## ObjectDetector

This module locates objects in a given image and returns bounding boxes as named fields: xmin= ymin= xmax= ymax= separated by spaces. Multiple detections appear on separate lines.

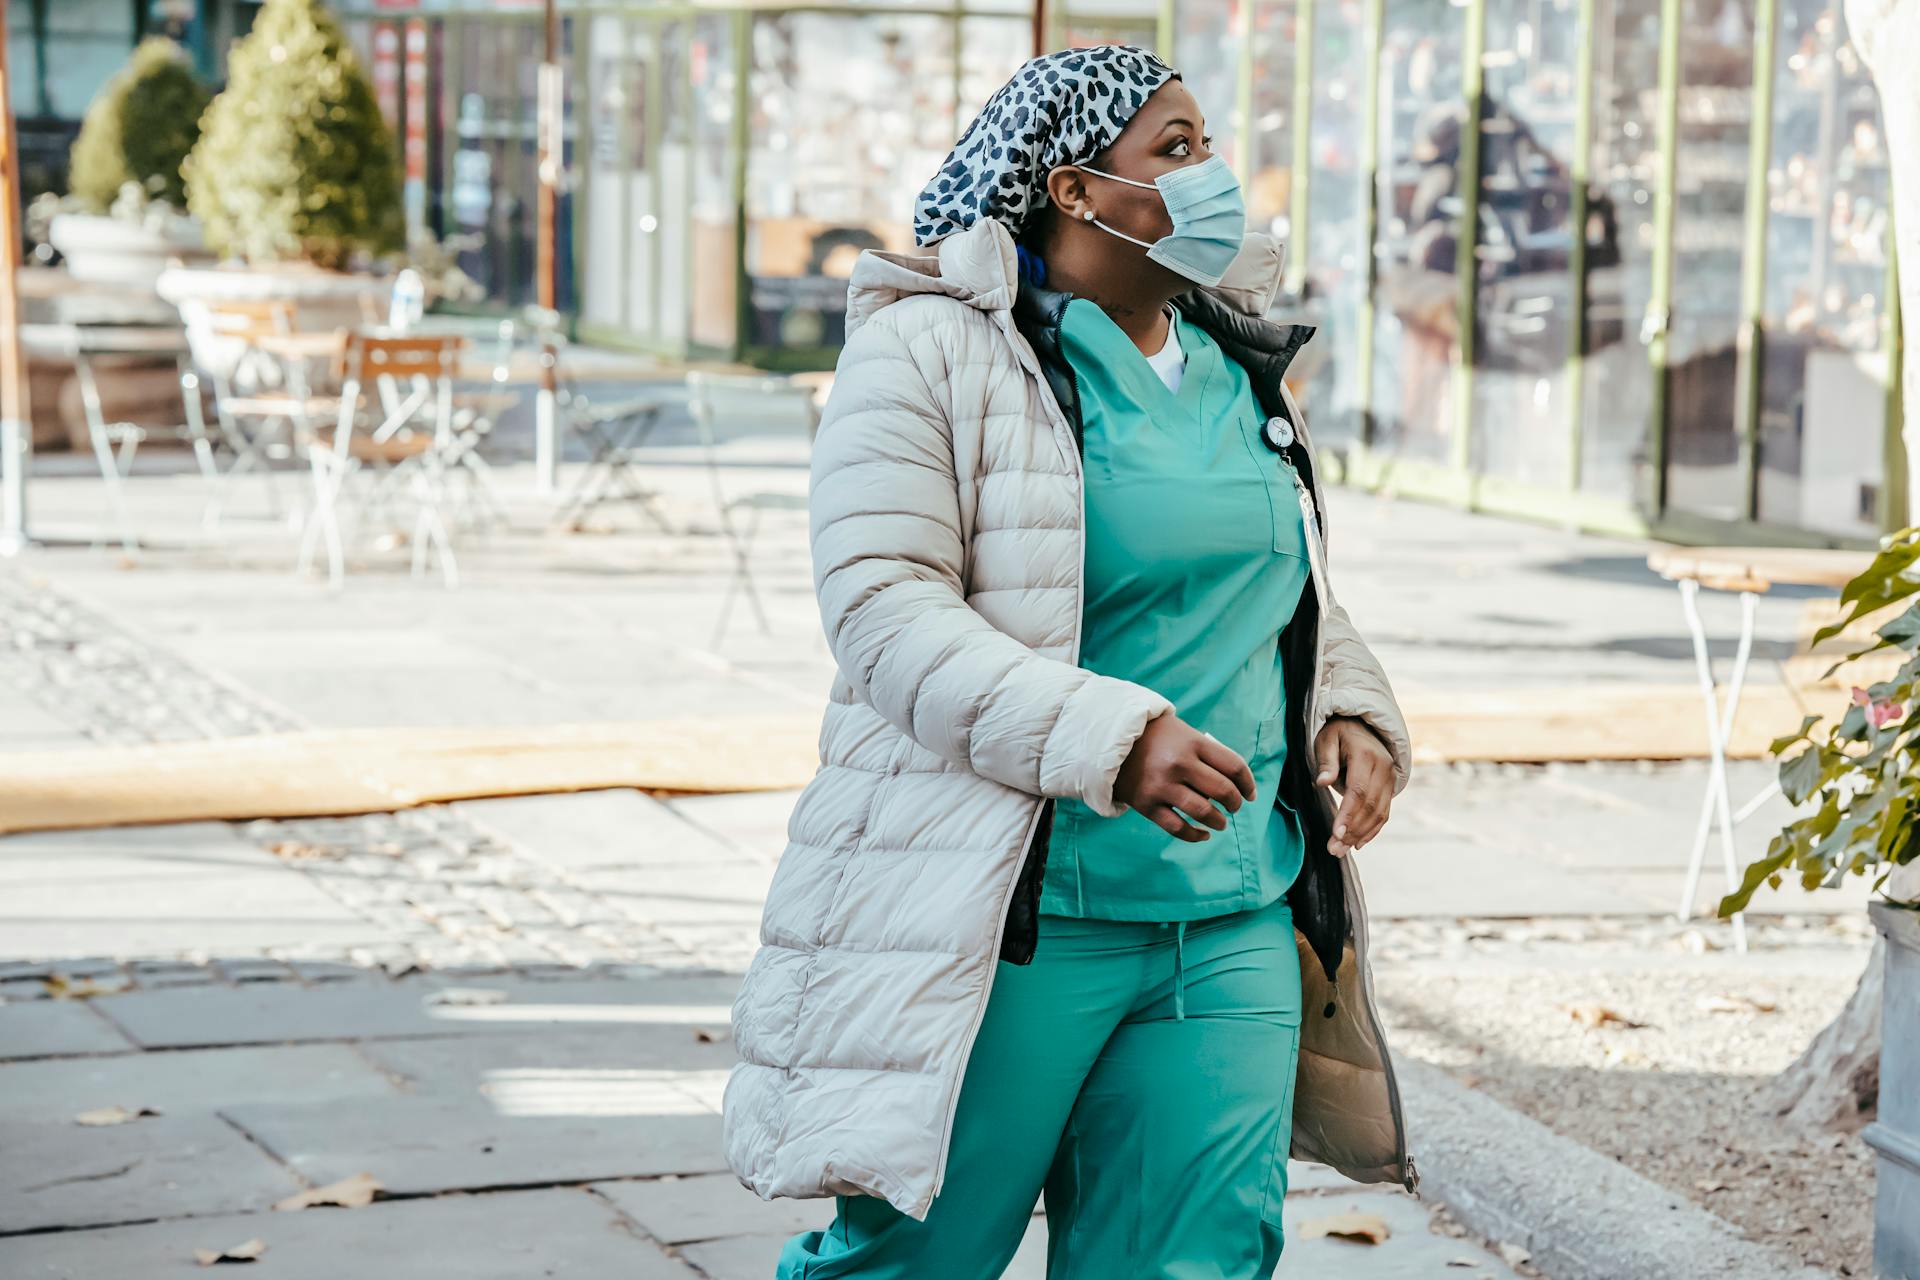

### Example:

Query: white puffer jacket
xmin=724 ymin=217 xmax=1415 ymax=1221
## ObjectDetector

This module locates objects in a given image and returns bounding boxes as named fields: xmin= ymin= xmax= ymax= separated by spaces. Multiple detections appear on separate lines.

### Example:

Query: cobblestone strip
xmin=0 ymin=573 xmax=737 ymax=976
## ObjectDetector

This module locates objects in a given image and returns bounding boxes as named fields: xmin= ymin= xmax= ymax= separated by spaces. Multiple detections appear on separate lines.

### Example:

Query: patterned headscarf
xmin=913 ymin=45 xmax=1178 ymax=247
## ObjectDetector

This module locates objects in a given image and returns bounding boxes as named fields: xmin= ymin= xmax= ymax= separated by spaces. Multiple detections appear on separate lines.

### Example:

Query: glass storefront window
xmin=1755 ymin=0 xmax=1889 ymax=537
xmin=1664 ymin=0 xmax=1756 ymax=520
xmin=1470 ymin=0 xmax=1580 ymax=485
xmin=1368 ymin=0 xmax=1464 ymax=463
xmin=1175 ymin=0 xmax=1240 ymax=175
xmin=689 ymin=14 xmax=738 ymax=351
xmin=1294 ymin=0 xmax=1367 ymax=444
xmin=744 ymin=11 xmax=953 ymax=352
xmin=1245 ymin=1 xmax=1298 ymax=241
xmin=581 ymin=14 xmax=631 ymax=332
xmin=1580 ymin=0 xmax=1662 ymax=501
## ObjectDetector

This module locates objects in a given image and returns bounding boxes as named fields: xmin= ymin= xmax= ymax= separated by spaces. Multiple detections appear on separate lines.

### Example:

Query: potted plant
xmin=1720 ymin=526 xmax=1919 ymax=1279
xmin=46 ymin=37 xmax=212 ymax=286
xmin=160 ymin=0 xmax=404 ymax=350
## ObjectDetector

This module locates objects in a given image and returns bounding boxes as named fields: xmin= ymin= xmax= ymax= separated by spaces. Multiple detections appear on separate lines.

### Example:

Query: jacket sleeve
xmin=809 ymin=316 xmax=1173 ymax=818
xmin=1317 ymin=602 xmax=1413 ymax=796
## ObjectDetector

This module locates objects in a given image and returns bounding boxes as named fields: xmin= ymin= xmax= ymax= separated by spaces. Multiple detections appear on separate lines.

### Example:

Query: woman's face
xmin=1071 ymin=79 xmax=1216 ymax=247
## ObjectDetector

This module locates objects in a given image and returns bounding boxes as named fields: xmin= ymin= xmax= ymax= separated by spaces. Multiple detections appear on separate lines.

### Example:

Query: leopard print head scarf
xmin=913 ymin=45 xmax=1178 ymax=247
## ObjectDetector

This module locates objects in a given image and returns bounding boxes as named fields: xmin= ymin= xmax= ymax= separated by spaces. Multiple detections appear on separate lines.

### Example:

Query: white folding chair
xmin=684 ymin=370 xmax=822 ymax=645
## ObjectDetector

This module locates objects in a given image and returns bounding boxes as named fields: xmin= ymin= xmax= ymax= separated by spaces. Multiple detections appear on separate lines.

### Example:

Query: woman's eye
xmin=1201 ymin=135 xmax=1214 ymax=149
xmin=1170 ymin=139 xmax=1191 ymax=156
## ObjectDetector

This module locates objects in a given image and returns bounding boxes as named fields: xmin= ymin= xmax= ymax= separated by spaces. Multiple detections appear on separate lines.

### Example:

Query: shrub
xmin=183 ymin=0 xmax=403 ymax=269
xmin=68 ymin=38 xmax=211 ymax=213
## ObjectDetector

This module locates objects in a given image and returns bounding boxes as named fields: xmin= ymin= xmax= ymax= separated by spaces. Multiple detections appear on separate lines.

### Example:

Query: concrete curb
xmin=1400 ymin=1058 xmax=1837 ymax=1280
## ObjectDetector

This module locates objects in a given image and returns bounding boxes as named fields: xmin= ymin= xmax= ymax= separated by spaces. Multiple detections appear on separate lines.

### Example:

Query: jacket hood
xmin=845 ymin=218 xmax=1288 ymax=339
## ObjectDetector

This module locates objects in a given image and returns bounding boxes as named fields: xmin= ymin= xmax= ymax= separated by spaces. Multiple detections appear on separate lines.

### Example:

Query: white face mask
xmin=1076 ymin=154 xmax=1248 ymax=287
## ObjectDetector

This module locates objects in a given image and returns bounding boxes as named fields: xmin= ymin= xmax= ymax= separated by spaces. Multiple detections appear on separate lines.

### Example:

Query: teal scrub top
xmin=1040 ymin=299 xmax=1311 ymax=922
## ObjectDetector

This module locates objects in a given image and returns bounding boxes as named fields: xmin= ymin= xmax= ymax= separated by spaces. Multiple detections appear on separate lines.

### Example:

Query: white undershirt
xmin=1143 ymin=306 xmax=1186 ymax=394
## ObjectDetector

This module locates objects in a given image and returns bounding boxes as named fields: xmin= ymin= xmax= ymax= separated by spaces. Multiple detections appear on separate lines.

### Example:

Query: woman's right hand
xmin=1112 ymin=712 xmax=1257 ymax=841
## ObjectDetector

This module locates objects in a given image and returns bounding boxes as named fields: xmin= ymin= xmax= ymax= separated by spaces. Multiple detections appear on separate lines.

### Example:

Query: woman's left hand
xmin=1312 ymin=716 xmax=1394 ymax=858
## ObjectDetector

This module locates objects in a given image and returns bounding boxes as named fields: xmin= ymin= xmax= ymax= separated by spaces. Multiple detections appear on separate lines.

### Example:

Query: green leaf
xmin=1719 ymin=844 xmax=1795 ymax=916
xmin=1778 ymin=745 xmax=1826 ymax=806
xmin=1770 ymin=714 xmax=1824 ymax=756
xmin=1880 ymin=602 xmax=1920 ymax=651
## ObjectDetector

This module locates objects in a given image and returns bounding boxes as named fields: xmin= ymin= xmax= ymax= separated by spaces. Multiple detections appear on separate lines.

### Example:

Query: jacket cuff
xmin=1320 ymin=697 xmax=1413 ymax=796
xmin=1039 ymin=675 xmax=1174 ymax=818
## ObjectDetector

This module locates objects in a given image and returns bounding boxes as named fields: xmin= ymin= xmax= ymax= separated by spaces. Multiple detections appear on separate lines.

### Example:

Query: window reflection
xmin=1664 ymin=0 xmax=1756 ymax=520
xmin=1295 ymin=0 xmax=1368 ymax=445
xmin=1471 ymin=0 xmax=1580 ymax=484
xmin=1369 ymin=0 xmax=1464 ymax=462
xmin=1580 ymin=0 xmax=1661 ymax=500
xmin=1755 ymin=0 xmax=1888 ymax=537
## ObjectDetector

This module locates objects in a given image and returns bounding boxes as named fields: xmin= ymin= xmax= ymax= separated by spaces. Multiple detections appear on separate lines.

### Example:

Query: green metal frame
xmin=1449 ymin=0 xmax=1487 ymax=474
xmin=1564 ymin=0 xmax=1596 ymax=491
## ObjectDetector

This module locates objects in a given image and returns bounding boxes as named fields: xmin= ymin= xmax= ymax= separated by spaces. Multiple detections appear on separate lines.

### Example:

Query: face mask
xmin=1077 ymin=153 xmax=1247 ymax=287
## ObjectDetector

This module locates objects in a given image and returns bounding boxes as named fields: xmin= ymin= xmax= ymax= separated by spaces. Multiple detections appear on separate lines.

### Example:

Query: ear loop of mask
xmin=1074 ymin=165 xmax=1161 ymax=250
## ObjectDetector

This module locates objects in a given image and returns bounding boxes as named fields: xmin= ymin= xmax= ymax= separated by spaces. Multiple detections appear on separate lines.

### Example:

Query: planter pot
xmin=1866 ymin=900 xmax=1920 ymax=1280
xmin=48 ymin=212 xmax=210 ymax=288
xmin=156 ymin=263 xmax=394 ymax=384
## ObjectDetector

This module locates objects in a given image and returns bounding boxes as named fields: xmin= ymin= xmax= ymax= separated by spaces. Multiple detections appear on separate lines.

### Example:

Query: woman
xmin=725 ymin=46 xmax=1415 ymax=1279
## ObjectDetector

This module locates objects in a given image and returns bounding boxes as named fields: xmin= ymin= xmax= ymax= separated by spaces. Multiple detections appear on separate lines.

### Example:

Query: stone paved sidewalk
xmin=1 ymin=572 xmax=1527 ymax=1278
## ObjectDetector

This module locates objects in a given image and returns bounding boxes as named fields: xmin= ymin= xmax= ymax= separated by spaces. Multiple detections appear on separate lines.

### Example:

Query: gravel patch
xmin=1376 ymin=935 xmax=1877 ymax=1277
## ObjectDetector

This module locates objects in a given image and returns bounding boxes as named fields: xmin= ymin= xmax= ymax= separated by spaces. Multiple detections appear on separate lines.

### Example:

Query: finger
xmin=1345 ymin=765 xmax=1392 ymax=846
xmin=1168 ymin=786 xmax=1229 ymax=832
xmin=1146 ymin=803 xmax=1211 ymax=842
xmin=1183 ymin=761 xmax=1245 ymax=814
xmin=1196 ymin=736 xmax=1257 ymax=801
xmin=1315 ymin=727 xmax=1344 ymax=787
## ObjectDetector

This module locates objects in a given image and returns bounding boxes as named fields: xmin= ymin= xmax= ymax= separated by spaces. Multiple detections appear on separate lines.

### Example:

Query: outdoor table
xmin=1646 ymin=545 xmax=1875 ymax=952
xmin=18 ymin=322 xmax=214 ymax=554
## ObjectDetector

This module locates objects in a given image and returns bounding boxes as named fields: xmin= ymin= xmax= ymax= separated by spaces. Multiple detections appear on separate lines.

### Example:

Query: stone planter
xmin=156 ymin=263 xmax=394 ymax=385
xmin=1866 ymin=900 xmax=1920 ymax=1280
xmin=48 ymin=212 xmax=210 ymax=287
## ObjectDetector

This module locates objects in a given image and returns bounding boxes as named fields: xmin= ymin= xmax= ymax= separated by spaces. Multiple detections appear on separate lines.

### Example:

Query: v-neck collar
xmin=1060 ymin=299 xmax=1217 ymax=419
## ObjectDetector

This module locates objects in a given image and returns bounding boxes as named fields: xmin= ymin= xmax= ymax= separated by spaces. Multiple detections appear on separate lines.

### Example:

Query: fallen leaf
xmin=1497 ymin=1241 xmax=1532 ymax=1266
xmin=1697 ymin=993 xmax=1777 ymax=1015
xmin=693 ymin=1026 xmax=732 ymax=1044
xmin=1297 ymin=1211 xmax=1391 ymax=1245
xmin=274 ymin=1172 xmax=383 ymax=1211
xmin=424 ymin=988 xmax=508 ymax=1007
xmin=45 ymin=975 xmax=111 ymax=1000
xmin=75 ymin=1105 xmax=160 ymax=1127
xmin=1560 ymin=1002 xmax=1647 ymax=1030
xmin=194 ymin=1239 xmax=266 ymax=1265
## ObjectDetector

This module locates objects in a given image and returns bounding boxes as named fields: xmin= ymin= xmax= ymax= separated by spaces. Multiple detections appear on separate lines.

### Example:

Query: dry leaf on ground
xmin=194 ymin=1238 xmax=266 ymax=1265
xmin=1297 ymin=1211 xmax=1391 ymax=1244
xmin=274 ymin=1172 xmax=383 ymax=1211
xmin=1560 ymin=1002 xmax=1647 ymax=1029
xmin=694 ymin=1026 xmax=732 ymax=1044
xmin=424 ymin=987 xmax=508 ymax=1007
xmin=75 ymin=1105 xmax=160 ymax=1126
xmin=45 ymin=975 xmax=112 ymax=999
xmin=1697 ymin=993 xmax=1778 ymax=1015
xmin=1498 ymin=1241 xmax=1532 ymax=1266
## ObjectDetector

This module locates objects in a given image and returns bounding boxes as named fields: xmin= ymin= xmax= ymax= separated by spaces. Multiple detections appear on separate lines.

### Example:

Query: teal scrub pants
xmin=776 ymin=896 xmax=1305 ymax=1280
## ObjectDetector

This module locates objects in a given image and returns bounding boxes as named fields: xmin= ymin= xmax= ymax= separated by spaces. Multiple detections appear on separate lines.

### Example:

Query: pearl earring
xmin=1082 ymin=210 xmax=1095 ymax=221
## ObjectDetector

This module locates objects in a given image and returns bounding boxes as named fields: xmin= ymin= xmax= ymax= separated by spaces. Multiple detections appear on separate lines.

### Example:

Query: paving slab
xmin=0 ymin=1000 xmax=136 ymax=1060
xmin=356 ymin=1025 xmax=738 ymax=1096
xmin=454 ymin=789 xmax=755 ymax=871
xmin=1278 ymin=1187 xmax=1524 ymax=1277
xmin=665 ymin=790 xmax=804 ymax=861
xmin=594 ymin=1173 xmax=832 ymax=1245
xmin=0 ymin=1044 xmax=397 ymax=1123
xmin=223 ymin=1094 xmax=727 ymax=1195
xmin=0 ymin=1187 xmax=702 ymax=1279
xmin=677 ymin=1214 xmax=1051 ymax=1280
xmin=0 ymin=1112 xmax=300 ymax=1233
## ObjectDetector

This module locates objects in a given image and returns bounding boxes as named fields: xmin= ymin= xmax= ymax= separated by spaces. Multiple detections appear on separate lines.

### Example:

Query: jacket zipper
xmin=1284 ymin=440 xmax=1416 ymax=1193
xmin=926 ymin=299 xmax=1085 ymax=1209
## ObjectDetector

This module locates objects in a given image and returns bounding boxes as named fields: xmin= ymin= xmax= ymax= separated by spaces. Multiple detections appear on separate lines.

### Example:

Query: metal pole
xmin=1646 ymin=0 xmax=1684 ymax=518
xmin=0 ymin=5 xmax=33 ymax=557
xmin=533 ymin=0 xmax=562 ymax=495
xmin=1451 ymin=0 xmax=1488 ymax=476
xmin=1564 ymin=0 xmax=1597 ymax=492
xmin=1032 ymin=0 xmax=1047 ymax=57
xmin=1285 ymin=0 xmax=1315 ymax=298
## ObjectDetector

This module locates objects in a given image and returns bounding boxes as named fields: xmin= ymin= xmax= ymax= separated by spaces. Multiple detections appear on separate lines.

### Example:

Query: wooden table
xmin=1646 ymin=544 xmax=1875 ymax=950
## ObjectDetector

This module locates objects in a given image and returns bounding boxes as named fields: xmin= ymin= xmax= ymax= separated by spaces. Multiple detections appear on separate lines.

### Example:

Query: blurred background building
xmin=7 ymin=0 xmax=1903 ymax=548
